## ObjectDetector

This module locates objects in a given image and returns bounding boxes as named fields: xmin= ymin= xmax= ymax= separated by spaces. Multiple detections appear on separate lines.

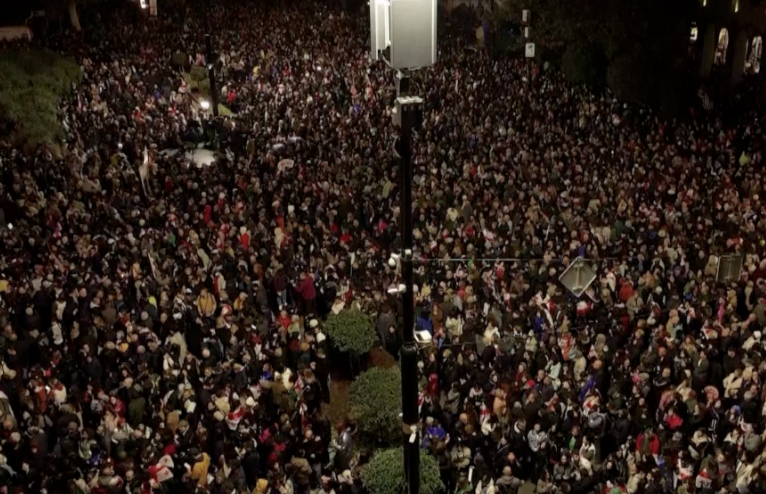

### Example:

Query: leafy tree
xmin=603 ymin=0 xmax=696 ymax=109
xmin=39 ymin=0 xmax=86 ymax=31
xmin=323 ymin=308 xmax=378 ymax=356
xmin=40 ymin=0 xmax=128 ymax=32
xmin=61 ymin=0 xmax=110 ymax=31
xmin=349 ymin=367 xmax=402 ymax=446
xmin=562 ymin=42 xmax=607 ymax=89
xmin=361 ymin=448 xmax=443 ymax=494
xmin=496 ymin=0 xmax=696 ymax=111
xmin=496 ymin=0 xmax=606 ymax=54
xmin=0 ymin=49 xmax=82 ymax=146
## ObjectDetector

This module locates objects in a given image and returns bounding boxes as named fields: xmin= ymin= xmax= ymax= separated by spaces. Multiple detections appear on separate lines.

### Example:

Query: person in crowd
xmin=2 ymin=0 xmax=766 ymax=493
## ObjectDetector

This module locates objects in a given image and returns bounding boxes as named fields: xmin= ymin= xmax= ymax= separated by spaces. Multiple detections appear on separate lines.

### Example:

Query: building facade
xmin=698 ymin=0 xmax=765 ymax=81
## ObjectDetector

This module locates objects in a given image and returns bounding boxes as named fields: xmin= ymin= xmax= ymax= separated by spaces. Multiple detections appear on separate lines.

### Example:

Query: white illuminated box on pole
xmin=370 ymin=0 xmax=437 ymax=69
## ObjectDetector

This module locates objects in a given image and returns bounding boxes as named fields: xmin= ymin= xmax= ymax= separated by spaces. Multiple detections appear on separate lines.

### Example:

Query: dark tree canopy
xmin=0 ymin=49 xmax=81 ymax=147
xmin=501 ymin=0 xmax=698 ymax=110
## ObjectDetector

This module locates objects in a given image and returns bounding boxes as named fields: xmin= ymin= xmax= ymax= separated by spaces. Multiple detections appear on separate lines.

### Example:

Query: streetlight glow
xmin=200 ymin=99 xmax=211 ymax=111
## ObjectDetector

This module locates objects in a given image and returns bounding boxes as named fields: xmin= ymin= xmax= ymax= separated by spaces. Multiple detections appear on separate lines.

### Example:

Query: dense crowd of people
xmin=2 ymin=1 xmax=766 ymax=493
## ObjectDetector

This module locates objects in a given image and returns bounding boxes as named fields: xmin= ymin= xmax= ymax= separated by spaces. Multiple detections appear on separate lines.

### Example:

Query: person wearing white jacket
xmin=527 ymin=423 xmax=548 ymax=453
xmin=735 ymin=456 xmax=760 ymax=491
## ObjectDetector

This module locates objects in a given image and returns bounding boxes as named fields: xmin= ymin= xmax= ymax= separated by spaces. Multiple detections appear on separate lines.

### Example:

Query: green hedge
xmin=361 ymin=448 xmax=444 ymax=494
xmin=323 ymin=308 xmax=377 ymax=355
xmin=0 ymin=49 xmax=82 ymax=145
xmin=182 ymin=71 xmax=211 ymax=95
xmin=350 ymin=367 xmax=402 ymax=446
xmin=189 ymin=65 xmax=208 ymax=82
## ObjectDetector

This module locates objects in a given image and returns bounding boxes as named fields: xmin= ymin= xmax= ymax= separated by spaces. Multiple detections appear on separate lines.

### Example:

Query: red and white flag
xmin=149 ymin=460 xmax=173 ymax=483
xmin=294 ymin=375 xmax=305 ymax=392
xmin=226 ymin=406 xmax=245 ymax=430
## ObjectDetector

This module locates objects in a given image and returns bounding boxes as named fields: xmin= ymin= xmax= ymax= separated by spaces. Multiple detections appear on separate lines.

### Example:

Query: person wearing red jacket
xmin=636 ymin=428 xmax=661 ymax=460
xmin=295 ymin=272 xmax=317 ymax=316
xmin=664 ymin=408 xmax=684 ymax=430
xmin=273 ymin=269 xmax=289 ymax=310
xmin=238 ymin=226 xmax=251 ymax=250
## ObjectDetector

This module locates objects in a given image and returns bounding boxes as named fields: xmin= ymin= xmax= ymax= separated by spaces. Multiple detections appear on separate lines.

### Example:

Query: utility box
xmin=392 ymin=96 xmax=424 ymax=131
xmin=415 ymin=330 xmax=433 ymax=349
xmin=370 ymin=0 xmax=437 ymax=69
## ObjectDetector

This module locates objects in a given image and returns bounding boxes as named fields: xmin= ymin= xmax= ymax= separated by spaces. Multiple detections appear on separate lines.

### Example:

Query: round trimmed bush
xmin=323 ymin=308 xmax=377 ymax=355
xmin=361 ymin=448 xmax=444 ymax=494
xmin=349 ymin=367 xmax=402 ymax=446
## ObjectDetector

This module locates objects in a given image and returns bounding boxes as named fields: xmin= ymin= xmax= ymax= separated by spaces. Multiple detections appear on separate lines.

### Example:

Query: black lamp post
xmin=370 ymin=2 xmax=437 ymax=492
xmin=394 ymin=90 xmax=422 ymax=494
xmin=202 ymin=0 xmax=219 ymax=117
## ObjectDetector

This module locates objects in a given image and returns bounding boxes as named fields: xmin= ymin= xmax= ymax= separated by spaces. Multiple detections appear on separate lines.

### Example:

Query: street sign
xmin=559 ymin=257 xmax=597 ymax=298
xmin=716 ymin=254 xmax=743 ymax=284
xmin=525 ymin=42 xmax=535 ymax=58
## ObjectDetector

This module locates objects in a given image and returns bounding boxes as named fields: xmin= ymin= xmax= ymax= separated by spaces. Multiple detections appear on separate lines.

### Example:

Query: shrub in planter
xmin=171 ymin=52 xmax=188 ymax=67
xmin=323 ymin=308 xmax=377 ymax=356
xmin=189 ymin=65 xmax=209 ymax=82
xmin=349 ymin=367 xmax=401 ymax=446
xmin=361 ymin=448 xmax=443 ymax=494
